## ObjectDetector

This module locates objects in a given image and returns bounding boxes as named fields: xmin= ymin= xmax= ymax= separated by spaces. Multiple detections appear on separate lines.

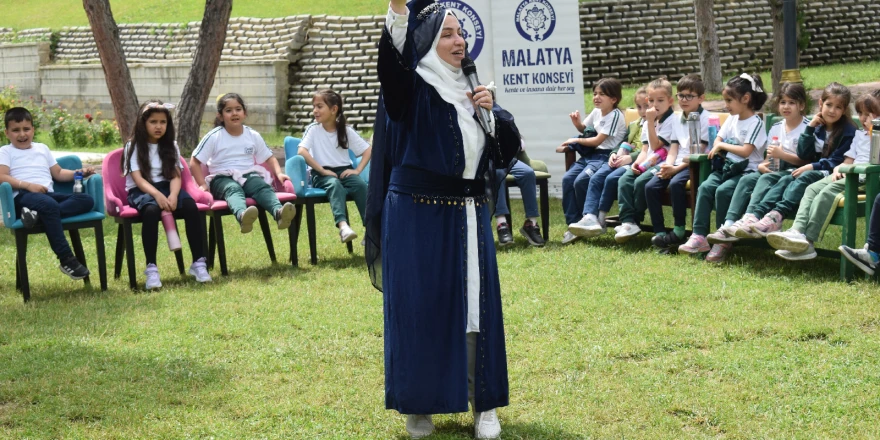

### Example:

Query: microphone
xmin=461 ymin=56 xmax=495 ymax=138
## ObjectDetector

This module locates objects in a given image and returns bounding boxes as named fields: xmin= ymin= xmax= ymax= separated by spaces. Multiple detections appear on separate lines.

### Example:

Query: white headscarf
xmin=415 ymin=11 xmax=484 ymax=179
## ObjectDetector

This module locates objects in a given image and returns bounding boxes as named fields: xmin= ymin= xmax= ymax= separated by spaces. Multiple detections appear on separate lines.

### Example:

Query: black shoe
xmin=59 ymin=256 xmax=90 ymax=280
xmin=651 ymin=232 xmax=685 ymax=252
xmin=497 ymin=223 xmax=514 ymax=246
xmin=519 ymin=220 xmax=545 ymax=247
xmin=20 ymin=207 xmax=38 ymax=228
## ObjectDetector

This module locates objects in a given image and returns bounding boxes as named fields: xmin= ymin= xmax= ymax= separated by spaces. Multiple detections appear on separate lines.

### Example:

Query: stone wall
xmin=0 ymin=43 xmax=49 ymax=99
xmin=54 ymin=16 xmax=310 ymax=63
xmin=40 ymin=60 xmax=288 ymax=133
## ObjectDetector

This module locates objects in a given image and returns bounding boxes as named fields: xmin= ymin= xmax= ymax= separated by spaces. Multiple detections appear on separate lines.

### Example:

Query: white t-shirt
xmin=717 ymin=114 xmax=767 ymax=172
xmin=0 ymin=142 xmax=56 ymax=196
xmin=581 ymin=108 xmax=627 ymax=151
xmin=300 ymin=123 xmax=371 ymax=168
xmin=123 ymin=141 xmax=183 ymax=191
xmin=672 ymin=108 xmax=712 ymax=166
xmin=845 ymin=129 xmax=870 ymax=164
xmin=766 ymin=117 xmax=810 ymax=157
xmin=640 ymin=107 xmax=677 ymax=154
xmin=192 ymin=126 xmax=274 ymax=174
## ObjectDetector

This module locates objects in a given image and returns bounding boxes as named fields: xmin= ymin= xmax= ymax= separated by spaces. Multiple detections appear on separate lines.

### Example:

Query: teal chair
xmin=0 ymin=155 xmax=107 ymax=302
xmin=284 ymin=136 xmax=367 ymax=265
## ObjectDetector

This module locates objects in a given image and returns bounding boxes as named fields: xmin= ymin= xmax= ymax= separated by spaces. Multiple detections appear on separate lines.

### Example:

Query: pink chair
xmin=199 ymin=162 xmax=299 ymax=275
xmin=103 ymin=148 xmax=213 ymax=290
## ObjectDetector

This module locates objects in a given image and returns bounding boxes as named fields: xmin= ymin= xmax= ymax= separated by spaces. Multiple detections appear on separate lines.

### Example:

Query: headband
xmin=143 ymin=102 xmax=175 ymax=114
xmin=739 ymin=73 xmax=763 ymax=93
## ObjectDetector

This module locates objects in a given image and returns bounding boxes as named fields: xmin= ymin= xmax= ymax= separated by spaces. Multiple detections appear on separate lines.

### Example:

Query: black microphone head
xmin=461 ymin=56 xmax=477 ymax=76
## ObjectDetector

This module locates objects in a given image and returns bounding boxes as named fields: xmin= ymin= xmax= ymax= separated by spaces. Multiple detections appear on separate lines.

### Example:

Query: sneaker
xmin=614 ymin=223 xmax=641 ymax=243
xmin=733 ymin=214 xmax=762 ymax=239
xmin=568 ymin=215 xmax=598 ymax=237
xmin=839 ymin=244 xmax=878 ymax=275
xmin=519 ymin=220 xmax=545 ymax=247
xmin=405 ymin=415 xmax=435 ymax=439
xmin=274 ymin=202 xmax=296 ymax=230
xmin=678 ymin=234 xmax=710 ymax=254
xmin=651 ymin=232 xmax=685 ymax=252
xmin=561 ymin=230 xmax=581 ymax=245
xmin=20 ymin=207 xmax=38 ymax=228
xmin=144 ymin=263 xmax=162 ymax=290
xmin=188 ymin=257 xmax=212 ymax=283
xmin=776 ymin=244 xmax=817 ymax=261
xmin=706 ymin=243 xmax=732 ymax=262
xmin=750 ymin=211 xmax=783 ymax=237
xmin=339 ymin=224 xmax=358 ymax=243
xmin=474 ymin=408 xmax=501 ymax=439
xmin=496 ymin=223 xmax=513 ymax=246
xmin=767 ymin=229 xmax=810 ymax=253
xmin=707 ymin=228 xmax=739 ymax=244
xmin=59 ymin=255 xmax=90 ymax=280
xmin=237 ymin=206 xmax=259 ymax=234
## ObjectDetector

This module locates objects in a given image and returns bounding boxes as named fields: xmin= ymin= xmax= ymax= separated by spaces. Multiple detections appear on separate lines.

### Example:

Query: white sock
xmin=723 ymin=219 xmax=734 ymax=228
xmin=527 ymin=217 xmax=539 ymax=224
xmin=496 ymin=216 xmax=507 ymax=226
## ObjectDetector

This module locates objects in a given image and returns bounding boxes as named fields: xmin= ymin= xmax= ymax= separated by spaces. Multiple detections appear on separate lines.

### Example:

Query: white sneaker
xmin=188 ymin=257 xmax=212 ymax=283
xmin=339 ymin=225 xmax=358 ymax=243
xmin=274 ymin=202 xmax=296 ymax=230
xmin=767 ymin=229 xmax=810 ymax=253
xmin=775 ymin=244 xmax=817 ymax=261
xmin=568 ymin=215 xmax=597 ymax=237
xmin=474 ymin=408 xmax=501 ymax=439
xmin=237 ymin=206 xmax=259 ymax=234
xmin=405 ymin=414 xmax=434 ymax=439
xmin=614 ymin=223 xmax=641 ymax=243
xmin=145 ymin=264 xmax=162 ymax=290
xmin=561 ymin=230 xmax=581 ymax=245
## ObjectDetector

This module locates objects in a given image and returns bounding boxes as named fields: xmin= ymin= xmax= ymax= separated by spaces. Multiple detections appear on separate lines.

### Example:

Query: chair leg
xmin=306 ymin=203 xmax=318 ymax=265
xmin=15 ymin=230 xmax=29 ymax=302
xmin=174 ymin=250 xmax=185 ymax=275
xmin=290 ymin=203 xmax=303 ymax=267
xmin=207 ymin=214 xmax=216 ymax=270
xmin=539 ymin=180 xmax=550 ymax=241
xmin=95 ymin=222 xmax=107 ymax=292
xmin=114 ymin=223 xmax=125 ymax=279
xmin=258 ymin=209 xmax=277 ymax=263
xmin=504 ymin=184 xmax=512 ymax=227
xmin=200 ymin=212 xmax=209 ymax=268
xmin=214 ymin=215 xmax=229 ymax=276
xmin=69 ymin=229 xmax=90 ymax=287
xmin=123 ymin=221 xmax=138 ymax=290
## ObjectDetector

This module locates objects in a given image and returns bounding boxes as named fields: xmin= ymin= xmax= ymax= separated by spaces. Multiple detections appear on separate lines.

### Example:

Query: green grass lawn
xmin=2 ymin=198 xmax=880 ymax=438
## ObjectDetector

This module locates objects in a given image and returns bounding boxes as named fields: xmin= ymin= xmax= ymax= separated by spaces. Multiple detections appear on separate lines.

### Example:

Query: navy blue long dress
xmin=364 ymin=6 xmax=521 ymax=415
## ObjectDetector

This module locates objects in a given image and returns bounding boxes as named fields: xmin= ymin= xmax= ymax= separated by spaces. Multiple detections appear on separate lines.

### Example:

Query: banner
xmin=490 ymin=0 xmax=585 ymax=194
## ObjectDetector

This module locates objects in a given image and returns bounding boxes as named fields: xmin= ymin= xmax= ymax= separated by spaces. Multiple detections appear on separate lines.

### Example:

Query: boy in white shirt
xmin=0 ymin=107 xmax=95 ymax=279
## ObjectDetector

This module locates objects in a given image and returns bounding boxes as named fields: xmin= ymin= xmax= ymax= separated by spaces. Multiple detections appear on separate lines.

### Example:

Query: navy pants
xmin=562 ymin=150 xmax=611 ymax=224
xmin=868 ymin=193 xmax=880 ymax=254
xmin=645 ymin=169 xmax=690 ymax=233
xmin=14 ymin=191 xmax=94 ymax=261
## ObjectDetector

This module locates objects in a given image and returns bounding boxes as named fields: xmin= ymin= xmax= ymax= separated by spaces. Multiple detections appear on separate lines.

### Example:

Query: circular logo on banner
xmin=440 ymin=1 xmax=485 ymax=60
xmin=515 ymin=0 xmax=557 ymax=42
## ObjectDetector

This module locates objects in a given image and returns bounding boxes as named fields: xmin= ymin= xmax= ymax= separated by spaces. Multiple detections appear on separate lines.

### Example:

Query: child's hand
xmin=319 ymin=168 xmax=338 ymax=178
xmin=757 ymin=161 xmax=770 ymax=174
xmin=81 ymin=166 xmax=96 ymax=177
xmin=26 ymin=182 xmax=48 ymax=193
xmin=556 ymin=143 xmax=572 ymax=153
xmin=198 ymin=183 xmax=209 ymax=192
xmin=645 ymin=106 xmax=658 ymax=122
xmin=766 ymin=143 xmax=781 ymax=158
xmin=707 ymin=145 xmax=724 ymax=159
xmin=277 ymin=173 xmax=290 ymax=182
xmin=569 ymin=110 xmax=581 ymax=127
xmin=616 ymin=155 xmax=633 ymax=167
xmin=339 ymin=169 xmax=359 ymax=179
xmin=166 ymin=195 xmax=178 ymax=211
xmin=791 ymin=164 xmax=813 ymax=178
xmin=657 ymin=163 xmax=674 ymax=179
xmin=155 ymin=194 xmax=172 ymax=211
xmin=832 ymin=171 xmax=845 ymax=181
xmin=809 ymin=114 xmax=825 ymax=127
xmin=608 ymin=154 xmax=619 ymax=167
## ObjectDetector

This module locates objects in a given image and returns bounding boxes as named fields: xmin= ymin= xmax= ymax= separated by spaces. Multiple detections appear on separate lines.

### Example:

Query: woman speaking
xmin=365 ymin=0 xmax=522 ymax=438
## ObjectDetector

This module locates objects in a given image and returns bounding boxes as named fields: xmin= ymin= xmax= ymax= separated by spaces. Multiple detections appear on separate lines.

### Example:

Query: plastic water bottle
xmin=161 ymin=210 xmax=182 ymax=252
xmin=767 ymin=136 xmax=781 ymax=172
xmin=707 ymin=115 xmax=721 ymax=147
xmin=870 ymin=118 xmax=880 ymax=165
xmin=72 ymin=171 xmax=83 ymax=193
xmin=635 ymin=148 xmax=668 ymax=173
xmin=618 ymin=142 xmax=633 ymax=154
xmin=687 ymin=112 xmax=702 ymax=154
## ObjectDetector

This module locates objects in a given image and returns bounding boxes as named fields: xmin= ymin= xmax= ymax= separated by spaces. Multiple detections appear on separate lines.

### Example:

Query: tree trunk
xmin=770 ymin=0 xmax=784 ymax=91
xmin=175 ymin=0 xmax=233 ymax=156
xmin=693 ymin=0 xmax=723 ymax=93
xmin=82 ymin=0 xmax=138 ymax=140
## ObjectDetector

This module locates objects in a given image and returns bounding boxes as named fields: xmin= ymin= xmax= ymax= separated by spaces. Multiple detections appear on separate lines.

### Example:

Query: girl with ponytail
xmin=298 ymin=89 xmax=372 ymax=243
